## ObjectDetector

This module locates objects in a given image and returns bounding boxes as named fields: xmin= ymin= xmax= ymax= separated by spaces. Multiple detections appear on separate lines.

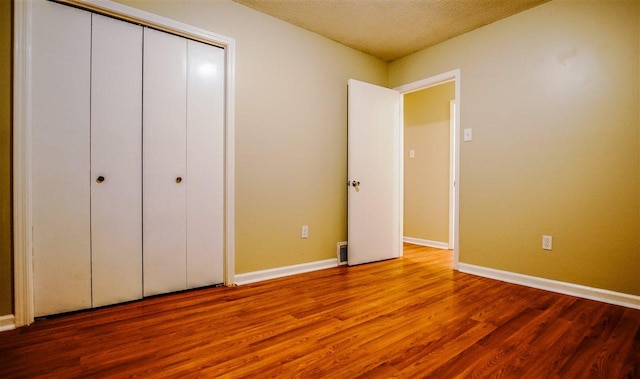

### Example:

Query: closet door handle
xmin=96 ymin=176 xmax=105 ymax=183
xmin=175 ymin=177 xmax=182 ymax=183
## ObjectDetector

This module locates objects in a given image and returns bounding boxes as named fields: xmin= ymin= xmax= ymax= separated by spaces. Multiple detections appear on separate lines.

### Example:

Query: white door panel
xmin=90 ymin=14 xmax=143 ymax=307
xmin=143 ymin=28 xmax=188 ymax=296
xmin=186 ymin=40 xmax=225 ymax=288
xmin=30 ymin=5 xmax=226 ymax=308
xmin=31 ymin=0 xmax=92 ymax=316
xmin=347 ymin=79 xmax=402 ymax=265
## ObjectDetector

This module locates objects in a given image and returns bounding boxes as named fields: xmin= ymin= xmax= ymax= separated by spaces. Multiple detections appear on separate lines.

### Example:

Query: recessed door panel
xmin=31 ymin=1 xmax=92 ymax=316
xmin=91 ymin=14 xmax=143 ymax=307
xmin=186 ymin=40 xmax=225 ymax=288
xmin=143 ymin=28 xmax=188 ymax=296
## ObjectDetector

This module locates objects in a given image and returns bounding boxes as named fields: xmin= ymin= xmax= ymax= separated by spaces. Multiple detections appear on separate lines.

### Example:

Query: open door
xmin=347 ymin=79 xmax=402 ymax=265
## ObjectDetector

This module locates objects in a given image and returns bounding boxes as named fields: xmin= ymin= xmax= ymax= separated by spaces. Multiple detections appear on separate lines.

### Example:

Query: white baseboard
xmin=404 ymin=236 xmax=450 ymax=250
xmin=0 ymin=315 xmax=16 ymax=332
xmin=235 ymin=258 xmax=338 ymax=285
xmin=458 ymin=263 xmax=640 ymax=310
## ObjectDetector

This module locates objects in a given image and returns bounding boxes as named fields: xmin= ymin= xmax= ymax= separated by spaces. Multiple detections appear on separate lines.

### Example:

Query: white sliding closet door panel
xmin=91 ymin=15 xmax=143 ymax=307
xmin=186 ymin=41 xmax=225 ymax=288
xmin=31 ymin=1 xmax=91 ymax=317
xmin=143 ymin=28 xmax=188 ymax=296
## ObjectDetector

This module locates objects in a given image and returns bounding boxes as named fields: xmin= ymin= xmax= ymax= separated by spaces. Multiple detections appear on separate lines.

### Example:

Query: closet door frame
xmin=13 ymin=0 xmax=236 ymax=327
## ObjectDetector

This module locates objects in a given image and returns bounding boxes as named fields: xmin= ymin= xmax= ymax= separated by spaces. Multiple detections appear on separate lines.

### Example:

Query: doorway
xmin=395 ymin=70 xmax=460 ymax=268
xmin=403 ymin=82 xmax=455 ymax=250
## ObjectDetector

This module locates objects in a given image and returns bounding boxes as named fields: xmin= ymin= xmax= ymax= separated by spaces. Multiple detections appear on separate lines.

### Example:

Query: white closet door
xmin=91 ymin=15 xmax=143 ymax=307
xmin=186 ymin=41 xmax=225 ymax=288
xmin=143 ymin=28 xmax=188 ymax=296
xmin=31 ymin=1 xmax=91 ymax=316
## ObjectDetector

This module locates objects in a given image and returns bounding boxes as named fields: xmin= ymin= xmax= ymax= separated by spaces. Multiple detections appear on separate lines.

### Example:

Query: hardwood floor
xmin=1 ymin=243 xmax=639 ymax=378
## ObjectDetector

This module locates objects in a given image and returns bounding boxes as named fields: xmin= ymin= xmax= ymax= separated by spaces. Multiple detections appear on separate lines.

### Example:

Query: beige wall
xmin=404 ymin=82 xmax=455 ymax=243
xmin=0 ymin=0 xmax=12 ymax=315
xmin=391 ymin=0 xmax=640 ymax=295
xmin=114 ymin=0 xmax=388 ymax=273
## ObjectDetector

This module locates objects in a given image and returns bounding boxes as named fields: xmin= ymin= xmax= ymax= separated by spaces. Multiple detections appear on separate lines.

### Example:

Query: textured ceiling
xmin=234 ymin=0 xmax=549 ymax=62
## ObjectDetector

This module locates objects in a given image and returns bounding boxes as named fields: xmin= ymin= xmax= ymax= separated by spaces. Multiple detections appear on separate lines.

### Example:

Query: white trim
xmin=453 ymin=75 xmax=460 ymax=269
xmin=235 ymin=259 xmax=338 ymax=286
xmin=403 ymin=237 xmax=450 ymax=250
xmin=395 ymin=73 xmax=456 ymax=94
xmin=449 ymin=100 xmax=456 ymax=250
xmin=13 ymin=0 xmax=34 ymax=328
xmin=13 ymin=0 xmax=236 ymax=326
xmin=395 ymin=69 xmax=461 ymax=270
xmin=222 ymin=20 xmax=236 ymax=287
xmin=398 ymin=91 xmax=404 ymax=258
xmin=459 ymin=263 xmax=640 ymax=310
xmin=0 ymin=315 xmax=16 ymax=332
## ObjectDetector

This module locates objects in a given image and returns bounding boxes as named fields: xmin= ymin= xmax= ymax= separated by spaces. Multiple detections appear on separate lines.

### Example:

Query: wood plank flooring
xmin=1 ymin=243 xmax=639 ymax=378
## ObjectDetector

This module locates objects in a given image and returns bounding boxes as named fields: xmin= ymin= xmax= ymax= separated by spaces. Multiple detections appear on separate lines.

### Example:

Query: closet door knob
xmin=96 ymin=176 xmax=105 ymax=183
xmin=176 ymin=177 xmax=182 ymax=183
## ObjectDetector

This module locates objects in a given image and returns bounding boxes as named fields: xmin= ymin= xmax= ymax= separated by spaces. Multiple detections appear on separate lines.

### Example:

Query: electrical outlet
xmin=463 ymin=128 xmax=473 ymax=142
xmin=542 ymin=235 xmax=552 ymax=250
xmin=301 ymin=225 xmax=308 ymax=239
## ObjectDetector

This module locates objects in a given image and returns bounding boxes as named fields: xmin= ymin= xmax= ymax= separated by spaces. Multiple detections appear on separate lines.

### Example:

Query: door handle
xmin=351 ymin=180 xmax=360 ymax=192
xmin=176 ymin=177 xmax=182 ymax=184
xmin=96 ymin=176 xmax=105 ymax=183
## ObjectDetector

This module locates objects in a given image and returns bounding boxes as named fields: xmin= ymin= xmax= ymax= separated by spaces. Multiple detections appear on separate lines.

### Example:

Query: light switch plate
xmin=463 ymin=128 xmax=472 ymax=142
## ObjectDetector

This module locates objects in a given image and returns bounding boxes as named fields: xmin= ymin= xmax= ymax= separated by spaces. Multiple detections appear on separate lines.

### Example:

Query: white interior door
xmin=186 ymin=40 xmax=225 ymax=288
xmin=347 ymin=79 xmax=402 ymax=265
xmin=31 ymin=0 xmax=92 ymax=317
xmin=90 ymin=14 xmax=143 ymax=307
xmin=143 ymin=28 xmax=188 ymax=296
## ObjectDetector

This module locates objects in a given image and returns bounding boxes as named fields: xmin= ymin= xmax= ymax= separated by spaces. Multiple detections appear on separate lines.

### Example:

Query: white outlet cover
xmin=463 ymin=128 xmax=472 ymax=142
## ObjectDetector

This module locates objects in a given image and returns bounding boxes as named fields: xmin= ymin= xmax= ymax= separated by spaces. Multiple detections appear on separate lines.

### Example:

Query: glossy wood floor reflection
xmin=1 ymin=244 xmax=639 ymax=378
